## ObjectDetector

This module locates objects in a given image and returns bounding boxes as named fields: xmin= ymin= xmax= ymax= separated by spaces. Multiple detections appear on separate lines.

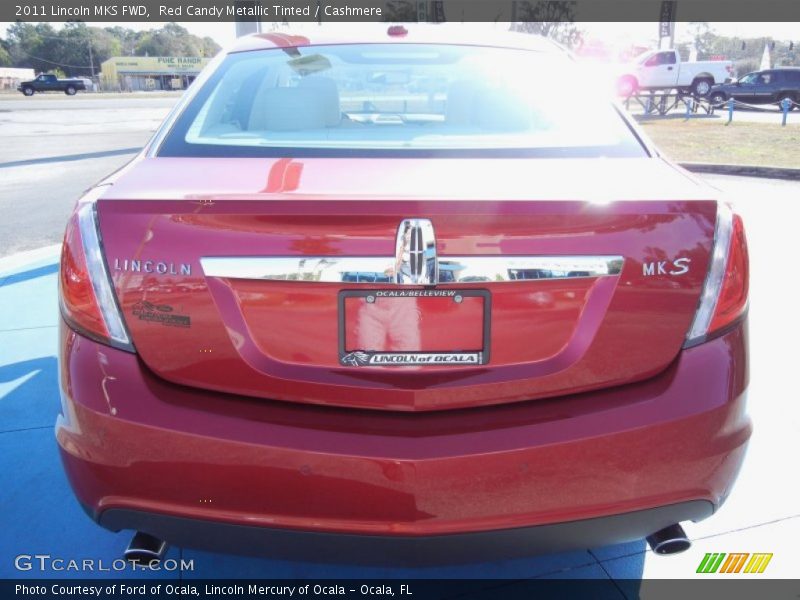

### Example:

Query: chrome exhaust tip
xmin=124 ymin=531 xmax=168 ymax=566
xmin=646 ymin=523 xmax=691 ymax=555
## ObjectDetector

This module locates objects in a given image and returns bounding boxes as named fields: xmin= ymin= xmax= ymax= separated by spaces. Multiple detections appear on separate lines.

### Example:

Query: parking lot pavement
xmin=0 ymin=250 xmax=184 ymax=581
xmin=0 ymin=94 xmax=178 ymax=164
xmin=639 ymin=173 xmax=800 ymax=579
xmin=0 ymin=94 xmax=178 ymax=256
xmin=1 ymin=173 xmax=798 ymax=586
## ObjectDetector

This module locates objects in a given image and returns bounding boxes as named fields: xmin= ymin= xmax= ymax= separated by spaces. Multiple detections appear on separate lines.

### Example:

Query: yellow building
xmin=101 ymin=56 xmax=212 ymax=91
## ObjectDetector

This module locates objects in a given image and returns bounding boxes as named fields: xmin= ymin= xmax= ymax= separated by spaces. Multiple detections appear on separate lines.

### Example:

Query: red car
xmin=57 ymin=27 xmax=750 ymax=564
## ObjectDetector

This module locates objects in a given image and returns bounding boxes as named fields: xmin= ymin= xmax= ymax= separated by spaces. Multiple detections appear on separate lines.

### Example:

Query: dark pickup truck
xmin=18 ymin=73 xmax=87 ymax=96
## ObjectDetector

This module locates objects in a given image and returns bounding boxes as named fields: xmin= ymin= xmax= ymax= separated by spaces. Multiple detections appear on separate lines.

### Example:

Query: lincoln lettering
xmin=114 ymin=259 xmax=191 ymax=276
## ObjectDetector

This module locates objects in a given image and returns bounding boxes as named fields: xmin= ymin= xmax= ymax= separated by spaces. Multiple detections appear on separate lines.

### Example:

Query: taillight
xmin=59 ymin=191 xmax=133 ymax=351
xmin=685 ymin=203 xmax=749 ymax=347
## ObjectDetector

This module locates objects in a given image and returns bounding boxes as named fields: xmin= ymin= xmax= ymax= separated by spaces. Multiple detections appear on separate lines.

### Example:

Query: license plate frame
xmin=338 ymin=289 xmax=491 ymax=367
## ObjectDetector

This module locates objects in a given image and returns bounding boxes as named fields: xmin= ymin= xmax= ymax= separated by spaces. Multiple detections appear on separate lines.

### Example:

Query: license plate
xmin=338 ymin=289 xmax=490 ymax=367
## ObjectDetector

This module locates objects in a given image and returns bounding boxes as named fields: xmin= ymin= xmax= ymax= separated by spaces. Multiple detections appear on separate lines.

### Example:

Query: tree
xmin=135 ymin=23 xmax=220 ymax=58
xmin=512 ymin=1 xmax=581 ymax=48
xmin=55 ymin=22 xmax=121 ymax=76
xmin=0 ymin=39 xmax=11 ymax=67
xmin=702 ymin=34 xmax=798 ymax=75
xmin=383 ymin=1 xmax=416 ymax=20
xmin=686 ymin=22 xmax=715 ymax=57
xmin=104 ymin=26 xmax=139 ymax=56
xmin=5 ymin=22 xmax=62 ymax=73
xmin=2 ymin=22 xmax=221 ymax=74
xmin=200 ymin=37 xmax=220 ymax=57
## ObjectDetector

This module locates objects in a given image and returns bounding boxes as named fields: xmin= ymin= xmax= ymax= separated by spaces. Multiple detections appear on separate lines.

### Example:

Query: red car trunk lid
xmin=97 ymin=157 xmax=717 ymax=411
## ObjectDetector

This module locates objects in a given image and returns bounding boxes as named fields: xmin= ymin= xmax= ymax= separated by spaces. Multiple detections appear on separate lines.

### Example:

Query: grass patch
xmin=638 ymin=118 xmax=800 ymax=169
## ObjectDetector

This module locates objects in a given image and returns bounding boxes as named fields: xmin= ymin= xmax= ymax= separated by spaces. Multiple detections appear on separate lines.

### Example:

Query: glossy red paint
xmin=57 ymin=318 xmax=749 ymax=536
xmin=94 ymin=158 xmax=719 ymax=412
xmin=56 ymin=32 xmax=752 ymax=555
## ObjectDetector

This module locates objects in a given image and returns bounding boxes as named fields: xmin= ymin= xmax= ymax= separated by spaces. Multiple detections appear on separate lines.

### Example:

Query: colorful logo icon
xmin=696 ymin=553 xmax=773 ymax=574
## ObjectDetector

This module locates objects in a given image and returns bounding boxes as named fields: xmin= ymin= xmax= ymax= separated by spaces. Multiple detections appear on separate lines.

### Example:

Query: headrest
xmin=298 ymin=76 xmax=341 ymax=127
xmin=249 ymin=78 xmax=341 ymax=132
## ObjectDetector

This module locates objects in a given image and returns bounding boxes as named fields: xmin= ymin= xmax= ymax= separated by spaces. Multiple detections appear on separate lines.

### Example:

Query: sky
xmin=1 ymin=21 xmax=798 ymax=52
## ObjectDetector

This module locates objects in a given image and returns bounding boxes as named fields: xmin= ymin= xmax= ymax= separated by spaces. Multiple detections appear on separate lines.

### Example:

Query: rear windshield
xmin=159 ymin=44 xmax=647 ymax=158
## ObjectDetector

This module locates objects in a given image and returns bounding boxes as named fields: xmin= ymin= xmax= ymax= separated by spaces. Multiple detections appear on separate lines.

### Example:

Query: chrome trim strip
xmin=685 ymin=202 xmax=733 ymax=342
xmin=77 ymin=202 xmax=134 ymax=350
xmin=200 ymin=256 xmax=624 ymax=284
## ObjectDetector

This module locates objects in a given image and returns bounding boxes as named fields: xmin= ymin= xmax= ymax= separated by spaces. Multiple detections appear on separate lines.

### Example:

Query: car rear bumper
xmin=56 ymin=318 xmax=750 ymax=558
xmin=97 ymin=501 xmax=713 ymax=565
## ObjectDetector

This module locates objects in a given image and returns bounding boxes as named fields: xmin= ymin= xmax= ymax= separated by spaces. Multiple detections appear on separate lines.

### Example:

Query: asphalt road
xmin=0 ymin=94 xmax=179 ymax=256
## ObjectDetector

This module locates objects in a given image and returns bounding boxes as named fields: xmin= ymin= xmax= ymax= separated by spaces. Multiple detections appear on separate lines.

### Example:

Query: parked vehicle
xmin=17 ymin=73 xmax=86 ymax=96
xmin=57 ymin=26 xmax=750 ymax=564
xmin=617 ymin=49 xmax=734 ymax=97
xmin=709 ymin=67 xmax=800 ymax=109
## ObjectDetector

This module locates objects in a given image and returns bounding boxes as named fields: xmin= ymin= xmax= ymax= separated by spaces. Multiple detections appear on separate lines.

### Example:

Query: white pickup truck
xmin=617 ymin=49 xmax=734 ymax=97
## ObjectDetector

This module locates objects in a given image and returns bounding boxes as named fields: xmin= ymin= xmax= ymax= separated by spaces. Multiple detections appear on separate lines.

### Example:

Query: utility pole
xmin=88 ymin=43 xmax=95 ymax=77
xmin=659 ymin=1 xmax=676 ymax=49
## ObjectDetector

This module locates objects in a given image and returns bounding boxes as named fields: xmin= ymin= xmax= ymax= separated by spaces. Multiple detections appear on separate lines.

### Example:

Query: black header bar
xmin=4 ymin=0 xmax=800 ymax=23
xmin=5 ymin=579 xmax=800 ymax=600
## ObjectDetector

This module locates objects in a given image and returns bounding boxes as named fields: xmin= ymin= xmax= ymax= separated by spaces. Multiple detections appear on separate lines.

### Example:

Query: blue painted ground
xmin=0 ymin=254 xmax=645 ymax=592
